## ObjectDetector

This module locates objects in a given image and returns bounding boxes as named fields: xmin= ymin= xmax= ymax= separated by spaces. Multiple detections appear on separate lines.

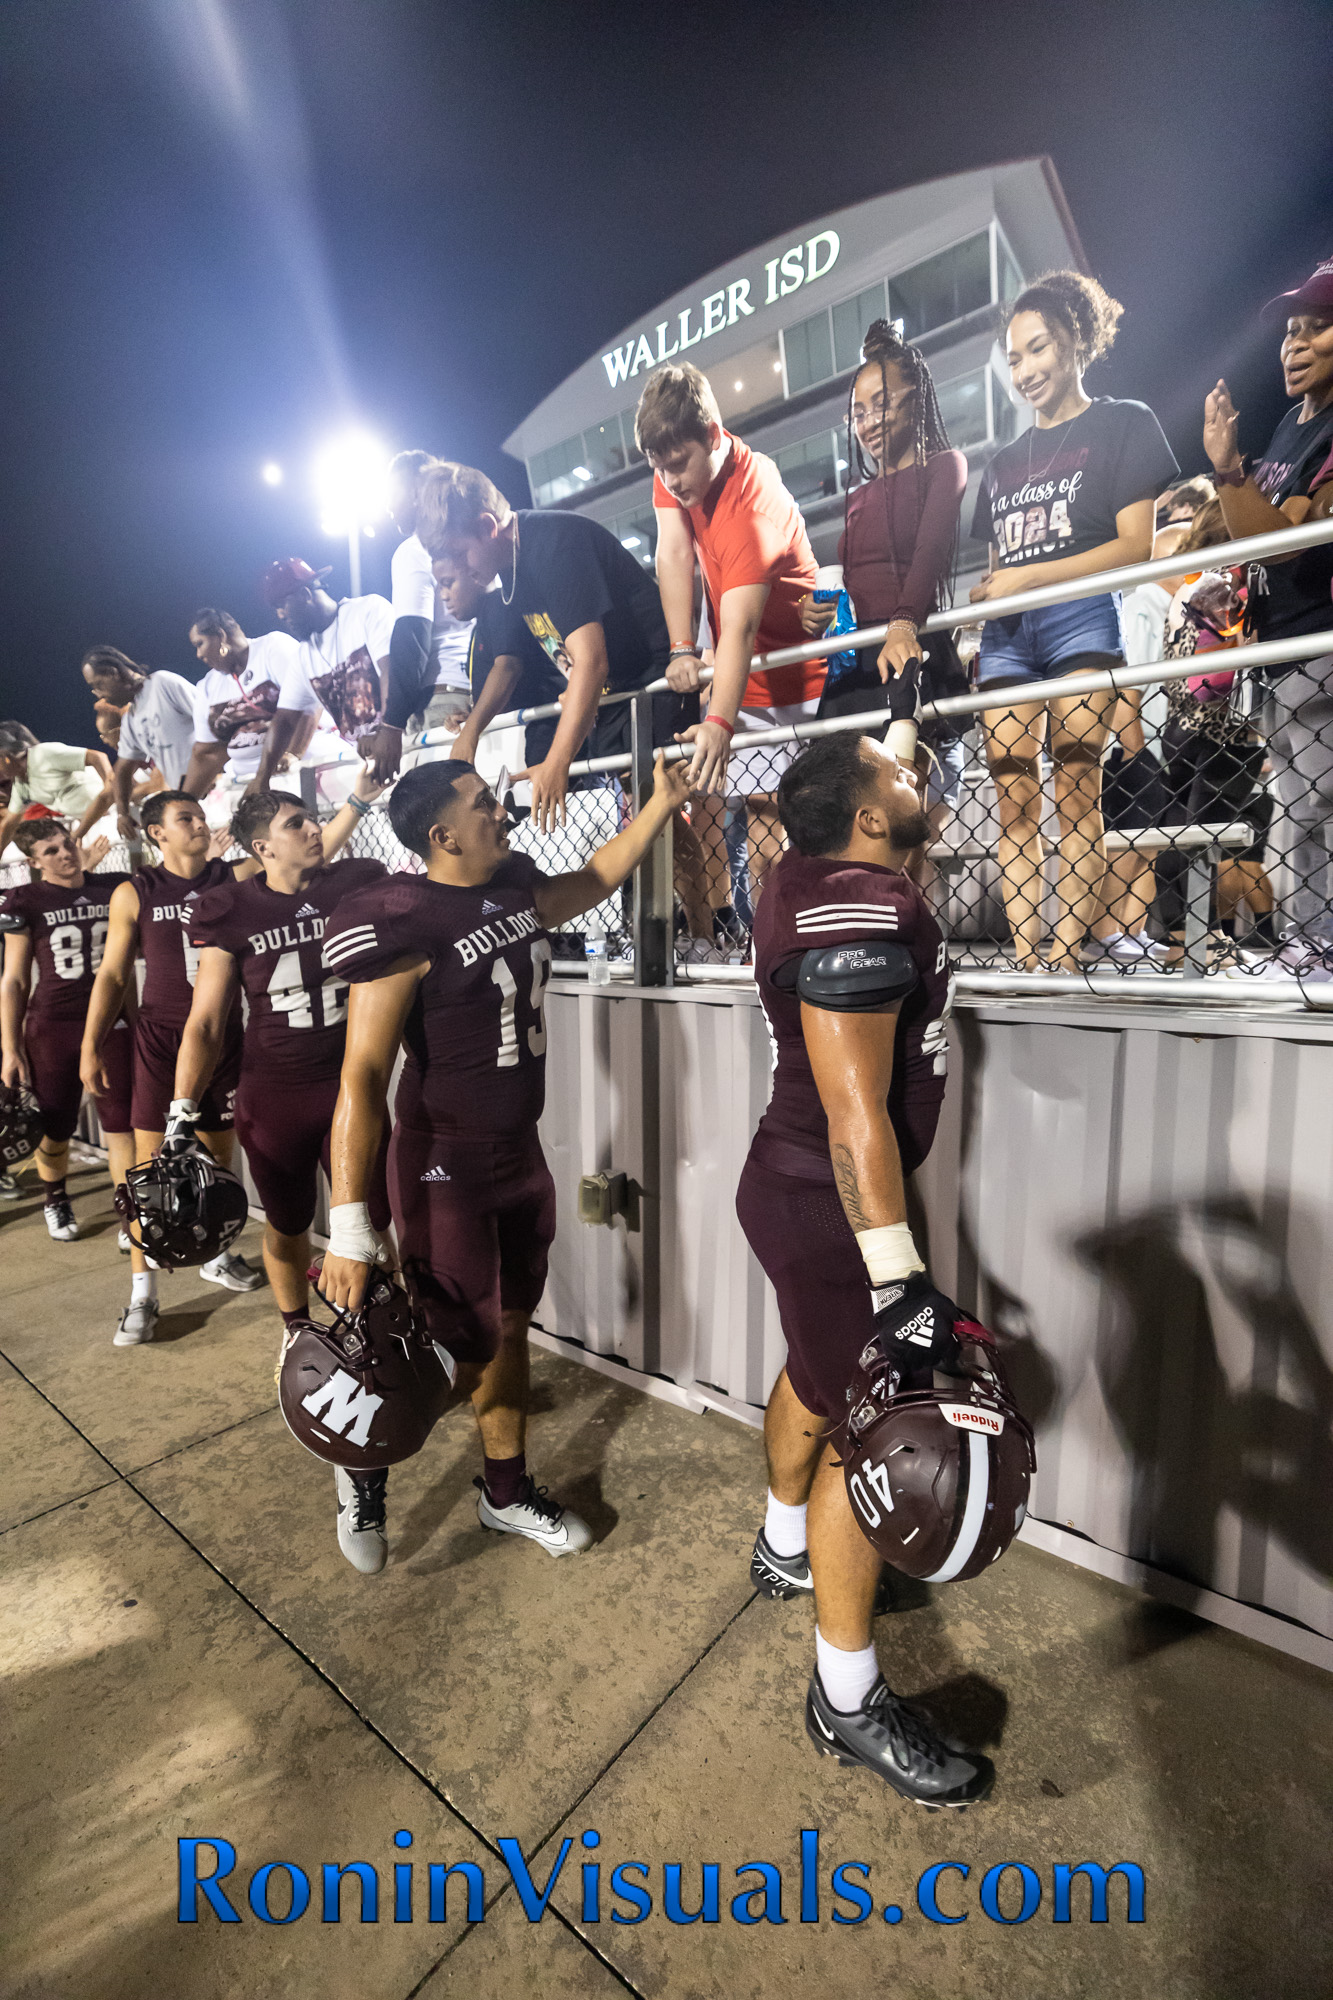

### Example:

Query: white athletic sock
xmin=764 ymin=1489 xmax=808 ymax=1559
xmin=815 ymin=1628 xmax=879 ymax=1714
xmin=131 ymin=1270 xmax=158 ymax=1305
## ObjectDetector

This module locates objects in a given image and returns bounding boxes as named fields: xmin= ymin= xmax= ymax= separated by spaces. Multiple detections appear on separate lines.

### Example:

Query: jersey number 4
xmin=266 ymin=949 xmax=347 ymax=1029
xmin=491 ymin=939 xmax=552 ymax=1067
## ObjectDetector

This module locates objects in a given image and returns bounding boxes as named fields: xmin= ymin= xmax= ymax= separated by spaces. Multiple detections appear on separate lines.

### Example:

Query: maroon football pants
xmin=27 ymin=1012 xmax=133 ymax=1141
xmin=388 ymin=1125 xmax=556 ymax=1368
xmin=235 ymin=1071 xmax=389 ymax=1239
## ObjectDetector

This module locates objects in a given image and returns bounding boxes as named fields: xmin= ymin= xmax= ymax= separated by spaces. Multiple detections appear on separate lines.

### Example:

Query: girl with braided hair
xmin=970 ymin=270 xmax=1178 ymax=970
xmin=804 ymin=320 xmax=968 ymax=791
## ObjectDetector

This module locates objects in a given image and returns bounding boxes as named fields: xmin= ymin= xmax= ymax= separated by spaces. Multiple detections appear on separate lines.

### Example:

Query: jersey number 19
xmin=491 ymin=939 xmax=552 ymax=1067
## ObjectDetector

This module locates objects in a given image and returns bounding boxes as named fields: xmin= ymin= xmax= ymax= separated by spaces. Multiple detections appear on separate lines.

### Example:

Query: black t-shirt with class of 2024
xmin=972 ymin=398 xmax=1179 ymax=572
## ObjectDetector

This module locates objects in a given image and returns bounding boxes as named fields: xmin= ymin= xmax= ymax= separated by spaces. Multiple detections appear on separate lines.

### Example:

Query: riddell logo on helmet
xmin=941 ymin=1404 xmax=1005 ymax=1436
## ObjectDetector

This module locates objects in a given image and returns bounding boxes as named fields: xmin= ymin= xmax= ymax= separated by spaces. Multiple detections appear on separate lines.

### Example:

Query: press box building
xmin=504 ymin=158 xmax=1087 ymax=593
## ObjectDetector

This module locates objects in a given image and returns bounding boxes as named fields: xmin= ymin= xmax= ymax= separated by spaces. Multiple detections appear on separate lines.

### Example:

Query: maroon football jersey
xmin=0 ymin=873 xmax=130 ymax=1021
xmin=322 ymin=856 xmax=552 ymax=1138
xmin=188 ymin=856 xmax=385 ymax=1084
xmin=132 ymin=858 xmax=238 ymax=1026
xmin=750 ymin=850 xmax=951 ymax=1174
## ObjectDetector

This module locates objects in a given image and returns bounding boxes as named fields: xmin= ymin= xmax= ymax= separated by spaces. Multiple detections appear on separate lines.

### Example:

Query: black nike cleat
xmin=751 ymin=1530 xmax=896 ymax=1614
xmin=751 ymin=1528 xmax=814 ymax=1598
xmin=805 ymin=1670 xmax=994 ymax=1809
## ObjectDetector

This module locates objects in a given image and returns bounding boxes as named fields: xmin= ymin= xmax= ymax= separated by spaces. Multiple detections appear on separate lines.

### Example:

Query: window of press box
xmin=889 ymin=231 xmax=992 ymax=344
xmin=996 ymin=224 xmax=1024 ymax=308
xmin=772 ymin=430 xmax=841 ymax=506
xmin=581 ymin=418 xmax=629 ymax=482
xmin=711 ymin=333 xmax=785 ymax=426
xmin=832 ymin=282 xmax=890 ymax=374
xmin=612 ymin=504 xmax=658 ymax=568
xmin=782 ymin=309 xmax=834 ymax=396
xmin=935 ymin=367 xmax=990 ymax=451
xmin=528 ymin=433 xmax=586 ymax=506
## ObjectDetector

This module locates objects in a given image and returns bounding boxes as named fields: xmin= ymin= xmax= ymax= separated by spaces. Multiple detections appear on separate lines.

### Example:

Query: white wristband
xmin=167 ymin=1098 xmax=199 ymax=1124
xmin=855 ymin=1223 xmax=925 ymax=1285
xmin=328 ymin=1202 xmax=382 ymax=1266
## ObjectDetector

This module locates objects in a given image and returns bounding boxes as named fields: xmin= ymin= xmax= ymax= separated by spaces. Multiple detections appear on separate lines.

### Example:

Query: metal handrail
xmin=405 ymin=514 xmax=1333 ymax=748
xmin=556 ymin=626 xmax=1333 ymax=779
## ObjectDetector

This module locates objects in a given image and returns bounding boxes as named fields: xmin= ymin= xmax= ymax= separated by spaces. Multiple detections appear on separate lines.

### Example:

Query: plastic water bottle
xmin=586 ymin=916 xmax=610 ymax=986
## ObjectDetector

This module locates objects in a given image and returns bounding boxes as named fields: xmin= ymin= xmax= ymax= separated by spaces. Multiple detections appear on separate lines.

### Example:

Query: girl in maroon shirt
xmin=803 ymin=319 xmax=969 ymax=882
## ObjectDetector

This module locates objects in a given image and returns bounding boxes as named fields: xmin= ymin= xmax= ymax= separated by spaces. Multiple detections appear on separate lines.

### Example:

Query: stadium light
xmin=260 ymin=460 xmax=283 ymax=486
xmin=313 ymin=429 xmax=388 ymax=596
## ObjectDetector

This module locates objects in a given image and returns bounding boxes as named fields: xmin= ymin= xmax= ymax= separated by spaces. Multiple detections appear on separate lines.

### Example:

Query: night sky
xmin=2 ymin=0 xmax=1330 ymax=745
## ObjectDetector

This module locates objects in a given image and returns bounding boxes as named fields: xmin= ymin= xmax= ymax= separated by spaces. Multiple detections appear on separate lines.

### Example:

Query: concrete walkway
xmin=2 ymin=1164 xmax=1330 ymax=2000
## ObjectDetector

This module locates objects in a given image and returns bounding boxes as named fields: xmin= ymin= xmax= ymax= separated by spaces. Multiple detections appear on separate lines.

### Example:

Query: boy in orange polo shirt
xmin=638 ymin=363 xmax=825 ymax=905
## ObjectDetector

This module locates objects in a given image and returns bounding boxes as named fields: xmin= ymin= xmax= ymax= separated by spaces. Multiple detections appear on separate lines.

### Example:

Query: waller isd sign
xmin=601 ymin=231 xmax=841 ymax=387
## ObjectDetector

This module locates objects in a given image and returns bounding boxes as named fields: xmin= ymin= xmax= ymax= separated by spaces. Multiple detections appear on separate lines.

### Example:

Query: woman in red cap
xmin=1204 ymin=258 xmax=1333 ymax=978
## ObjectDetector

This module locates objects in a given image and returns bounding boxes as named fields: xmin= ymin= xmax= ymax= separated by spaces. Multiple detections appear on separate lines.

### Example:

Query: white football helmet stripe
xmin=921 ymin=1432 xmax=990 ymax=1583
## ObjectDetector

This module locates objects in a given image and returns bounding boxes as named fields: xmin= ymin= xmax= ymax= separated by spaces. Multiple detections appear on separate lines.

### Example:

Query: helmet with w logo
xmin=839 ymin=1313 xmax=1035 ymax=1583
xmin=278 ymin=1272 xmax=457 ymax=1471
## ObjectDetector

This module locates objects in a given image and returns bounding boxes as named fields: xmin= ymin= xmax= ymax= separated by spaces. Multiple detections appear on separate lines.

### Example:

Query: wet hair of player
xmin=1007 ymin=268 xmax=1123 ymax=368
xmin=846 ymin=318 xmax=957 ymax=614
xmin=190 ymin=607 xmax=244 ymax=644
xmin=777 ymin=733 xmax=882 ymax=857
xmin=388 ymin=759 xmax=478 ymax=860
xmin=230 ymin=788 xmax=305 ymax=858
xmin=140 ymin=789 xmax=203 ymax=843
xmin=14 ymin=815 xmax=72 ymax=859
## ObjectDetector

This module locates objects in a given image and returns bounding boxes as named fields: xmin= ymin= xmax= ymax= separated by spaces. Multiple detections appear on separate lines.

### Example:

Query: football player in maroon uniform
xmin=81 ymin=791 xmax=263 ymax=1344
xmin=171 ymin=770 xmax=386 ymax=1338
xmin=317 ymin=751 xmax=690 ymax=1574
xmin=0 ymin=818 xmax=132 ymax=1247
xmin=737 ymin=730 xmax=993 ymax=1808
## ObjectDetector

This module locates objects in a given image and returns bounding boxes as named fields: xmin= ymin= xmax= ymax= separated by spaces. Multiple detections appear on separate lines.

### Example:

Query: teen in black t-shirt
xmin=1201 ymin=261 xmax=1333 ymax=970
xmin=416 ymin=463 xmax=694 ymax=831
xmin=970 ymin=271 xmax=1177 ymax=971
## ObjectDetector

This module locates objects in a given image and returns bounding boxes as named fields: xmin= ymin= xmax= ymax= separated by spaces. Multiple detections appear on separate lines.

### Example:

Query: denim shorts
xmin=975 ymin=592 xmax=1123 ymax=687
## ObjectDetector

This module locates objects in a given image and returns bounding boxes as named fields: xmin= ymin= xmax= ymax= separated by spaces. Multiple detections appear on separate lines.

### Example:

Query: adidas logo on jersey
xmin=295 ymin=902 xmax=319 ymax=918
xmin=481 ymin=899 xmax=502 ymax=915
xmin=420 ymin=1165 xmax=452 ymax=1182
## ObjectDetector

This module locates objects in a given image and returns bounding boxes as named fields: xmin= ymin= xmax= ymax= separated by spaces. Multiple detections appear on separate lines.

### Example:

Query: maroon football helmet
xmin=0 ymin=1083 xmax=44 ymax=1169
xmin=279 ymin=1272 xmax=457 ymax=1472
xmin=114 ymin=1146 xmax=249 ymax=1268
xmin=839 ymin=1314 xmax=1036 ymax=1583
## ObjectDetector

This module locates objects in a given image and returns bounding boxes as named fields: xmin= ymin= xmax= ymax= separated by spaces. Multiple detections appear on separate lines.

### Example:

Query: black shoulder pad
xmin=796 ymin=941 xmax=918 ymax=1013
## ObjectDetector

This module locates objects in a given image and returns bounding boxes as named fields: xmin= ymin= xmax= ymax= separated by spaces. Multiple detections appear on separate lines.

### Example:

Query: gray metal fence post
xmin=1182 ymin=843 xmax=1216 ymax=974
xmin=630 ymin=689 xmax=672 ymax=988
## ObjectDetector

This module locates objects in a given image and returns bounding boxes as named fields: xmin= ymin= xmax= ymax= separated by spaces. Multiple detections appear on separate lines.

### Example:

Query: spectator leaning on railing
xmin=80 ymin=645 xmax=199 ymax=840
xmin=1202 ymin=256 xmax=1333 ymax=976
xmin=637 ymin=361 xmax=825 ymax=919
xmin=0 ymin=723 xmax=114 ymax=856
xmin=970 ymin=270 xmax=1179 ymax=971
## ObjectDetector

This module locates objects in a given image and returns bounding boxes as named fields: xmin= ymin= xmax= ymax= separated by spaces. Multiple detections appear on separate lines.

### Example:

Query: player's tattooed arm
xmin=830 ymin=1145 xmax=875 ymax=1232
xmin=802 ymin=1003 xmax=908 ymax=1236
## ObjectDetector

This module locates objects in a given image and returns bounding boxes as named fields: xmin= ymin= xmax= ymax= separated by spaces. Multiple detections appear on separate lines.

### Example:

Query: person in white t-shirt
xmin=355 ymin=450 xmax=476 ymax=782
xmin=182 ymin=607 xmax=335 ymax=801
xmin=0 ymin=727 xmax=115 ymax=855
xmin=80 ymin=646 xmax=199 ymax=839
xmin=249 ymin=558 xmax=395 ymax=790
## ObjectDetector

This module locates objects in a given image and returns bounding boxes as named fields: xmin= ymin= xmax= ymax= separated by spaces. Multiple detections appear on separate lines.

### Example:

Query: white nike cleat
xmin=200 ymin=1250 xmax=263 ymax=1292
xmin=475 ymin=1475 xmax=592 ymax=1556
xmin=43 ymin=1198 xmax=79 ymax=1242
xmin=118 ymin=1229 xmax=132 ymax=1253
xmin=114 ymin=1299 xmax=160 ymax=1346
xmin=335 ymin=1466 xmax=388 ymax=1575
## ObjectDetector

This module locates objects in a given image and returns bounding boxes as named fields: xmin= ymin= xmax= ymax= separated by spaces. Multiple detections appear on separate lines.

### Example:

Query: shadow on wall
xmin=1076 ymin=1196 xmax=1333 ymax=1599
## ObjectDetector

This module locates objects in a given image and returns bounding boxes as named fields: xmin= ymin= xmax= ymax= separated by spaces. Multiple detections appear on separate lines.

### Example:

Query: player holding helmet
xmin=80 ymin=790 xmax=262 ymax=1344
xmin=317 ymin=751 xmax=692 ymax=1576
xmin=170 ymin=770 xmax=387 ymax=1338
xmin=737 ymin=729 xmax=996 ymax=1808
